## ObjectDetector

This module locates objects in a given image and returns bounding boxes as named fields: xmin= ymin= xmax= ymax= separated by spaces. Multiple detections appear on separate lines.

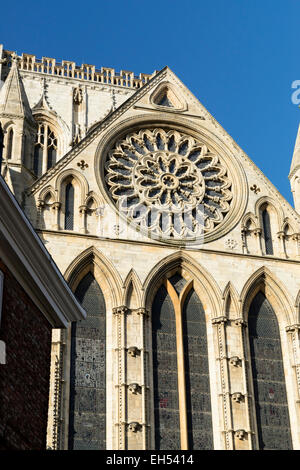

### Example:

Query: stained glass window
xmin=69 ymin=272 xmax=106 ymax=450
xmin=182 ymin=288 xmax=213 ymax=449
xmin=262 ymin=209 xmax=273 ymax=255
xmin=248 ymin=292 xmax=292 ymax=449
xmin=152 ymin=285 xmax=180 ymax=450
xmin=65 ymin=182 xmax=74 ymax=230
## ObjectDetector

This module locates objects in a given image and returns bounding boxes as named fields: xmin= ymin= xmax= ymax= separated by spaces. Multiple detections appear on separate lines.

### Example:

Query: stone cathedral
xmin=1 ymin=44 xmax=300 ymax=451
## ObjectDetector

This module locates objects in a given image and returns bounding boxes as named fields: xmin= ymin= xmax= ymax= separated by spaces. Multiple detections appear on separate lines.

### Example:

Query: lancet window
xmin=65 ymin=182 xmax=74 ymax=230
xmin=68 ymin=272 xmax=106 ymax=449
xmin=152 ymin=273 xmax=213 ymax=450
xmin=33 ymin=123 xmax=57 ymax=176
xmin=248 ymin=292 xmax=292 ymax=449
xmin=262 ymin=208 xmax=273 ymax=255
xmin=6 ymin=128 xmax=13 ymax=159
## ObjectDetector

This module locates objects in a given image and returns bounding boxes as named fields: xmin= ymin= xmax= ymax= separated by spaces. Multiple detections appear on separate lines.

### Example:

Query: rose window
xmin=104 ymin=128 xmax=233 ymax=240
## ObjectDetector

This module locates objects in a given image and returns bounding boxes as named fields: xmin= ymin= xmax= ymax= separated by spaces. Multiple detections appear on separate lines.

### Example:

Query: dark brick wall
xmin=0 ymin=259 xmax=52 ymax=450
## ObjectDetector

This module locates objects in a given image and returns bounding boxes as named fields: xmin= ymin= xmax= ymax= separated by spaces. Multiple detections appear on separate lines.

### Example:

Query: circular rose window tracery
xmin=104 ymin=128 xmax=233 ymax=241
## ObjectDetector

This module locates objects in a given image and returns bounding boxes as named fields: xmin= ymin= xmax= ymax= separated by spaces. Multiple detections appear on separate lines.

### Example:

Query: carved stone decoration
xmin=77 ymin=159 xmax=88 ymax=170
xmin=232 ymin=392 xmax=244 ymax=403
xmin=73 ymin=86 xmax=83 ymax=105
xmin=128 ymin=383 xmax=141 ymax=394
xmin=250 ymin=184 xmax=260 ymax=194
xmin=235 ymin=318 xmax=247 ymax=327
xmin=229 ymin=356 xmax=241 ymax=367
xmin=128 ymin=422 xmax=141 ymax=433
xmin=112 ymin=305 xmax=128 ymax=315
xmin=225 ymin=238 xmax=237 ymax=250
xmin=104 ymin=128 xmax=233 ymax=242
xmin=127 ymin=346 xmax=140 ymax=357
xmin=235 ymin=429 xmax=247 ymax=440
xmin=286 ymin=324 xmax=300 ymax=333
xmin=136 ymin=307 xmax=149 ymax=316
xmin=212 ymin=316 xmax=228 ymax=325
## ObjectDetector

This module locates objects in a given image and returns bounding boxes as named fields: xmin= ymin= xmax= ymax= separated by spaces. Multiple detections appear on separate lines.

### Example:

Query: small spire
xmin=0 ymin=56 xmax=34 ymax=121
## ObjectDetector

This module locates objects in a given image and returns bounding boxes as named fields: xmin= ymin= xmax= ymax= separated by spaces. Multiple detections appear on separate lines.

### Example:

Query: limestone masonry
xmin=1 ymin=45 xmax=300 ymax=450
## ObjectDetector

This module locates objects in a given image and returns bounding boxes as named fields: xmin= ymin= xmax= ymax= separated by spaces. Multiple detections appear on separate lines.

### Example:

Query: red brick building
xmin=0 ymin=175 xmax=85 ymax=450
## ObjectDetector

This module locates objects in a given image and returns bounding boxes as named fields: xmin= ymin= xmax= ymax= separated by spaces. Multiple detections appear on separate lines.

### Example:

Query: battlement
xmin=1 ymin=48 xmax=155 ymax=89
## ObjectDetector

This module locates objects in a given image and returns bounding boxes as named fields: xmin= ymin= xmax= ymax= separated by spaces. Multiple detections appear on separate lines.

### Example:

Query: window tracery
xmin=105 ymin=128 xmax=232 ymax=242
xmin=248 ymin=292 xmax=292 ymax=449
xmin=33 ymin=123 xmax=57 ymax=176
xmin=152 ymin=273 xmax=213 ymax=449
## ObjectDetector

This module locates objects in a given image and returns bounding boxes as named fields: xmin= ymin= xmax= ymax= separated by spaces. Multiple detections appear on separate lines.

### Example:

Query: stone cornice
xmin=36 ymin=228 xmax=300 ymax=265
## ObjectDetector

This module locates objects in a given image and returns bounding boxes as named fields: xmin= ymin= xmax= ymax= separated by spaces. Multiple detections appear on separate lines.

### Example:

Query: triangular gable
xmin=25 ymin=65 xmax=300 ymax=226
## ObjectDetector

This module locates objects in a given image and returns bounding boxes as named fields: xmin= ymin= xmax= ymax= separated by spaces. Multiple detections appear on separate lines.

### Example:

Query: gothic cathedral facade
xmin=1 ymin=45 xmax=300 ymax=450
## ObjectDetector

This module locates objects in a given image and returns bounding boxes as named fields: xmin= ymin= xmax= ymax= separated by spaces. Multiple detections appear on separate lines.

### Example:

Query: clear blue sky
xmin=1 ymin=0 xmax=299 ymax=205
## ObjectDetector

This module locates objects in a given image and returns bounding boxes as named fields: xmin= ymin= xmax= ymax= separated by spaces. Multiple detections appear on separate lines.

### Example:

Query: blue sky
xmin=1 ymin=0 xmax=299 ymax=205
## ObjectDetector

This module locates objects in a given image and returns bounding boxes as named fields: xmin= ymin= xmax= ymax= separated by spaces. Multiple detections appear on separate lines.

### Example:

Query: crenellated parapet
xmin=1 ymin=49 xmax=155 ymax=90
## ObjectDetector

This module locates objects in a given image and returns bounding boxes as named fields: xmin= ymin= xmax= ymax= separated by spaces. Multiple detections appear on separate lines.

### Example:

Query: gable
xmin=25 ymin=66 xmax=300 ymax=250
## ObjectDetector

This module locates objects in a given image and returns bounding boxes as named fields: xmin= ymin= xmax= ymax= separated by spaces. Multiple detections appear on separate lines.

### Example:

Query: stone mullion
xmin=277 ymin=231 xmax=286 ymax=258
xmin=212 ymin=316 xmax=233 ymax=450
xmin=52 ymin=202 xmax=61 ymax=230
xmin=165 ymin=280 xmax=188 ymax=450
xmin=113 ymin=306 xmax=128 ymax=450
xmin=79 ymin=205 xmax=87 ymax=233
xmin=234 ymin=318 xmax=254 ymax=449
xmin=42 ymin=124 xmax=48 ymax=175
xmin=254 ymin=228 xmax=263 ymax=255
xmin=137 ymin=308 xmax=149 ymax=449
xmin=36 ymin=200 xmax=45 ymax=229
xmin=286 ymin=323 xmax=300 ymax=446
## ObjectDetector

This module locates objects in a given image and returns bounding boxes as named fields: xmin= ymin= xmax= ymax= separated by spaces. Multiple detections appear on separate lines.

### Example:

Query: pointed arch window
xmin=6 ymin=128 xmax=13 ymax=159
xmin=69 ymin=272 xmax=106 ymax=450
xmin=152 ymin=273 xmax=213 ymax=450
xmin=34 ymin=123 xmax=57 ymax=176
xmin=65 ymin=182 xmax=74 ymax=230
xmin=248 ymin=292 xmax=292 ymax=449
xmin=262 ymin=208 xmax=273 ymax=255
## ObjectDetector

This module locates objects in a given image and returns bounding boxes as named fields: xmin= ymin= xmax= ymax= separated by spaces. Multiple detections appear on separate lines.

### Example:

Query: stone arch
xmin=64 ymin=246 xmax=123 ymax=309
xmin=241 ymin=212 xmax=257 ymax=230
xmin=222 ymin=281 xmax=240 ymax=319
xmin=2 ymin=120 xmax=15 ymax=132
xmin=122 ymin=268 xmax=143 ymax=308
xmin=281 ymin=217 xmax=297 ymax=235
xmin=149 ymin=81 xmax=187 ymax=111
xmin=295 ymin=290 xmax=300 ymax=324
xmin=240 ymin=266 xmax=295 ymax=450
xmin=255 ymin=196 xmax=284 ymax=230
xmin=38 ymin=184 xmax=57 ymax=203
xmin=142 ymin=251 xmax=222 ymax=319
xmin=145 ymin=251 xmax=218 ymax=449
xmin=55 ymin=168 xmax=89 ymax=206
xmin=240 ymin=266 xmax=294 ymax=326
xmin=84 ymin=191 xmax=104 ymax=208
xmin=32 ymin=107 xmax=69 ymax=157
